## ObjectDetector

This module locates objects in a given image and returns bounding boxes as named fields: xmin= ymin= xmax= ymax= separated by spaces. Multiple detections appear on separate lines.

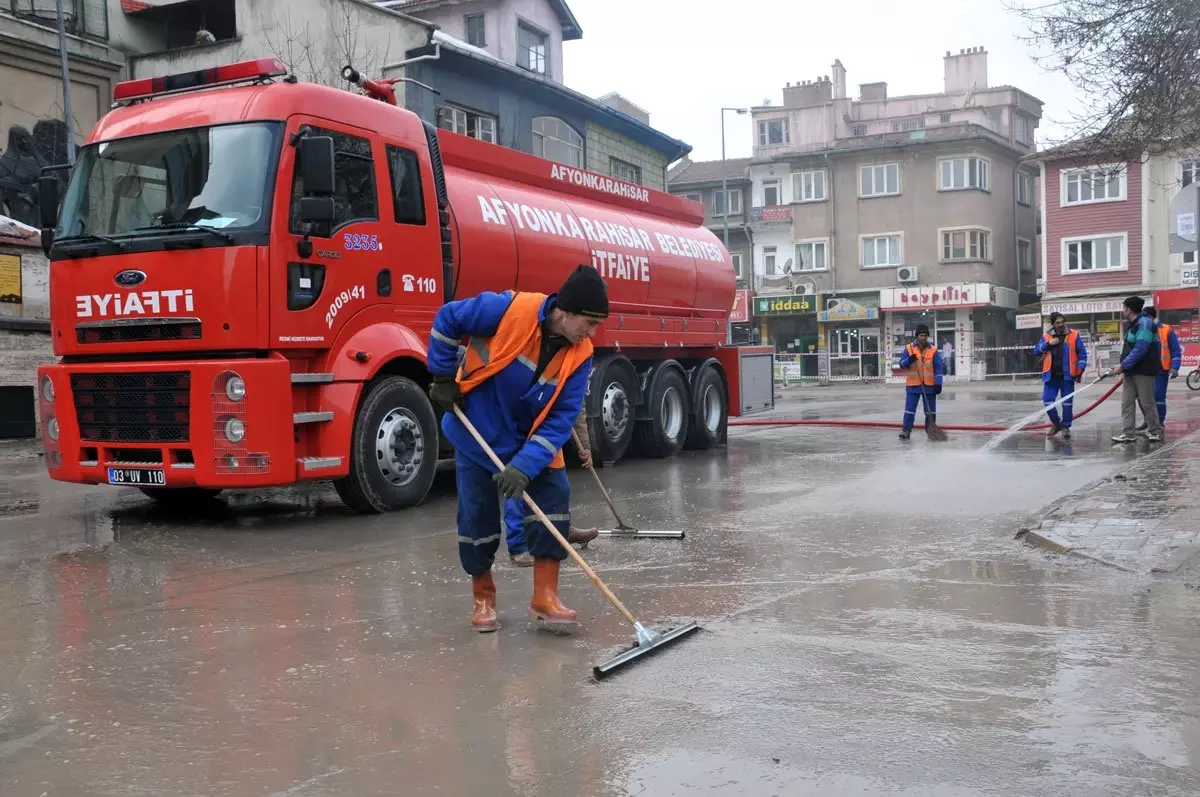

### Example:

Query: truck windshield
xmin=58 ymin=122 xmax=280 ymax=239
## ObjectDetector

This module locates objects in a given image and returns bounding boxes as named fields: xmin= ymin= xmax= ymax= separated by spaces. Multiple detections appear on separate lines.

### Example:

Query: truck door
xmin=378 ymin=141 xmax=444 ymax=325
xmin=270 ymin=120 xmax=387 ymax=349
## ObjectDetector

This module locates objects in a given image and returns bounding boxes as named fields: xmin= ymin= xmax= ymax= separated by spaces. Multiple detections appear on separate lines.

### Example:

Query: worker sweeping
xmin=1136 ymin=306 xmax=1182 ymax=429
xmin=897 ymin=324 xmax=945 ymax=440
xmin=1033 ymin=312 xmax=1088 ymax=440
xmin=505 ymin=409 xmax=599 ymax=567
xmin=426 ymin=265 xmax=609 ymax=632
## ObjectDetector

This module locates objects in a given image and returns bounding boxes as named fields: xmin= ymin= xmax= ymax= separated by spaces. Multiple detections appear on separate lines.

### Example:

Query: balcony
xmin=749 ymin=205 xmax=791 ymax=225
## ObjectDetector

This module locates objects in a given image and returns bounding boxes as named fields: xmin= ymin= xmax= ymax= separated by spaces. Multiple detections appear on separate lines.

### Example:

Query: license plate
xmin=107 ymin=467 xmax=166 ymax=486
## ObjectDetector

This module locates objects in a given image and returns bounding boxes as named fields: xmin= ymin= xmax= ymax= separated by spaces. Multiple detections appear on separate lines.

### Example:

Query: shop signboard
xmin=818 ymin=297 xmax=879 ymax=323
xmin=1183 ymin=266 xmax=1198 ymax=288
xmin=1041 ymin=298 xmax=1148 ymax=315
xmin=753 ymin=294 xmax=818 ymax=316
xmin=1015 ymin=312 xmax=1041 ymax=330
xmin=881 ymin=282 xmax=1014 ymax=310
xmin=730 ymin=290 xmax=751 ymax=323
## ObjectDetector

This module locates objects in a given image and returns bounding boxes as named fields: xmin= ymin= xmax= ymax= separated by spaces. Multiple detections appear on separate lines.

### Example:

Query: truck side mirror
xmin=38 ymin=175 xmax=60 ymax=230
xmin=299 ymin=136 xmax=335 ymax=196
xmin=299 ymin=196 xmax=335 ymax=224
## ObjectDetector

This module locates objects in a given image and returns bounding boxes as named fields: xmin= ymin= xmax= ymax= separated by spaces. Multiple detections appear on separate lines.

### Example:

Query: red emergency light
xmin=112 ymin=57 xmax=289 ymax=103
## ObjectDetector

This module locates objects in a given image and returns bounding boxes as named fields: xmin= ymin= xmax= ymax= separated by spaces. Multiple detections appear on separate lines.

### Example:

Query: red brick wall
xmin=1044 ymin=158 xmax=1142 ymax=294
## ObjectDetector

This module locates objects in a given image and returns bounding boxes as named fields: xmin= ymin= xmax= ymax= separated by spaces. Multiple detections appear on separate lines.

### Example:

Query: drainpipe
xmin=54 ymin=0 xmax=75 ymax=165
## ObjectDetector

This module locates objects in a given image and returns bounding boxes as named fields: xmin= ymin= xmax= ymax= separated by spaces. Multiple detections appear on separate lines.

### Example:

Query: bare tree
xmin=1010 ymin=0 xmax=1200 ymax=160
xmin=258 ymin=0 xmax=393 ymax=90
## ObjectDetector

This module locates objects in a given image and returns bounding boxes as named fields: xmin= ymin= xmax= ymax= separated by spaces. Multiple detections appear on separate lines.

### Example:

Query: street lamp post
xmin=721 ymin=106 xmax=747 ymax=345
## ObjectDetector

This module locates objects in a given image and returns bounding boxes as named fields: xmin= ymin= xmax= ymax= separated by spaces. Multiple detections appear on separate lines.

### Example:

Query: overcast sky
xmin=562 ymin=0 xmax=1082 ymax=163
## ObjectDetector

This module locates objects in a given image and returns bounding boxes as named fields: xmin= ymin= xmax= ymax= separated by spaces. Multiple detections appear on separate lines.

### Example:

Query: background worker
xmin=427 ymin=266 xmax=609 ymax=632
xmin=1110 ymin=296 xmax=1163 ymax=444
xmin=1033 ymin=312 xmax=1088 ymax=440
xmin=505 ymin=409 xmax=599 ymax=567
xmin=1136 ymin=306 xmax=1182 ymax=430
xmin=897 ymin=324 xmax=944 ymax=440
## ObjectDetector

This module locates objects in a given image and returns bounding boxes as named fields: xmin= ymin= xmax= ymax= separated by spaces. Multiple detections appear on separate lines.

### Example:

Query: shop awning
xmin=1153 ymin=287 xmax=1198 ymax=311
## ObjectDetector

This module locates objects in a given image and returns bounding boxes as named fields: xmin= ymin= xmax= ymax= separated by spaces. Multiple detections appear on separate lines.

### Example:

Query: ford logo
xmin=114 ymin=270 xmax=147 ymax=288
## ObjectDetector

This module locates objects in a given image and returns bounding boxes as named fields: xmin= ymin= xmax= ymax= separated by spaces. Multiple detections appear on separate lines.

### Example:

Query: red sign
xmin=1183 ymin=342 xmax=1200 ymax=369
xmin=730 ymin=290 xmax=751 ymax=324
xmin=749 ymin=205 xmax=791 ymax=224
xmin=1153 ymin=287 xmax=1199 ymax=311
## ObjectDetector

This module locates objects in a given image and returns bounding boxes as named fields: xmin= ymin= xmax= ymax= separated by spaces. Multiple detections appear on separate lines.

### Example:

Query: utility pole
xmin=55 ymin=0 xmax=76 ymax=165
xmin=720 ymin=106 xmax=747 ymax=345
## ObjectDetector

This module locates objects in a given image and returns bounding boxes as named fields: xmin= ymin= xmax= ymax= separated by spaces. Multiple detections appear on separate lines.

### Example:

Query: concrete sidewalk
xmin=1019 ymin=428 xmax=1200 ymax=574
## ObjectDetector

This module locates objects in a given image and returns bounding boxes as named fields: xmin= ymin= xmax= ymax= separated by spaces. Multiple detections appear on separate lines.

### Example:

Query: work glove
xmin=934 ymin=384 xmax=943 ymax=395
xmin=428 ymin=376 xmax=460 ymax=412
xmin=1170 ymin=369 xmax=1179 ymax=379
xmin=493 ymin=464 xmax=530 ymax=500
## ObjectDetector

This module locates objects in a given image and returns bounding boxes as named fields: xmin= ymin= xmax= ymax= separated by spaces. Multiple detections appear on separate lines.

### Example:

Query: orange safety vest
xmin=1158 ymin=324 xmax=1173 ymax=371
xmin=457 ymin=291 xmax=593 ymax=469
xmin=1041 ymin=329 xmax=1084 ymax=380
xmin=904 ymin=343 xmax=937 ymax=387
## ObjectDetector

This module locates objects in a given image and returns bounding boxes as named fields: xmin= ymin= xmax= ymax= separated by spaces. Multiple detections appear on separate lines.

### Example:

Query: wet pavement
xmin=2 ymin=381 xmax=1200 ymax=796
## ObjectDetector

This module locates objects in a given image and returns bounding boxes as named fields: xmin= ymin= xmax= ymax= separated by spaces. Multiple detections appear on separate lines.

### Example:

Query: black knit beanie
xmin=556 ymin=265 xmax=609 ymax=319
xmin=915 ymin=324 xmax=930 ymax=337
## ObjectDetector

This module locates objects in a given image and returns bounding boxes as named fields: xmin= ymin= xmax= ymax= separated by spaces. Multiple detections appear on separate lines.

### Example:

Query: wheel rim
xmin=700 ymin=384 xmax=723 ymax=433
xmin=601 ymin=381 xmax=630 ymax=443
xmin=375 ymin=407 xmax=426 ymax=487
xmin=661 ymin=386 xmax=684 ymax=440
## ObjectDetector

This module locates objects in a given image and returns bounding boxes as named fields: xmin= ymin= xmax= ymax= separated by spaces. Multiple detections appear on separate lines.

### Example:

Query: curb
xmin=1014 ymin=523 xmax=1138 ymax=573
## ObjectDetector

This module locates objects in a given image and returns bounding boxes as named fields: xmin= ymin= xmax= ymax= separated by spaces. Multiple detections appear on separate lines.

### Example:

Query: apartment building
xmin=746 ymin=47 xmax=1042 ymax=379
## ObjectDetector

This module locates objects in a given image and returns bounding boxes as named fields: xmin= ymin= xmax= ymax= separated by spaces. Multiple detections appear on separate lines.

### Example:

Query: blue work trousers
xmin=1043 ymin=378 xmax=1075 ymax=428
xmin=504 ymin=498 xmax=527 ymax=554
xmin=901 ymin=390 xmax=937 ymax=432
xmin=455 ymin=454 xmax=571 ymax=576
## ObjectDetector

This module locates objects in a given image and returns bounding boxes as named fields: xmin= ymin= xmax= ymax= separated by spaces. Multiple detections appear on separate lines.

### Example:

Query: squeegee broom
xmin=571 ymin=429 xmax=685 ymax=543
xmin=454 ymin=406 xmax=700 ymax=678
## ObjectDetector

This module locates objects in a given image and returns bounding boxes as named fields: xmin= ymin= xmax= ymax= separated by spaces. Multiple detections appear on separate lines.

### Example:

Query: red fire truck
xmin=34 ymin=58 xmax=772 ymax=512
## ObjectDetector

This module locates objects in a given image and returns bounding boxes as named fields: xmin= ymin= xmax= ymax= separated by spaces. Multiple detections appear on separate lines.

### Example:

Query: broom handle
xmin=452 ymin=405 xmax=639 ymax=626
xmin=571 ymin=427 xmax=629 ymax=528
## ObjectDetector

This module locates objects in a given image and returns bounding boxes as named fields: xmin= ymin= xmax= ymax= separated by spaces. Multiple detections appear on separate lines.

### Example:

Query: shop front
xmin=729 ymin=289 xmax=754 ymax=344
xmin=818 ymin=295 xmax=882 ymax=379
xmin=1152 ymin=284 xmax=1200 ymax=372
xmin=755 ymin=293 xmax=820 ymax=378
xmin=882 ymin=282 xmax=1018 ymax=381
xmin=1039 ymin=296 xmax=1153 ymax=343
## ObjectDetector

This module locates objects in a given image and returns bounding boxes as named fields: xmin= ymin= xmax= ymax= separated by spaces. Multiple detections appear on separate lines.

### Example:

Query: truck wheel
xmin=335 ymin=376 xmax=438 ymax=514
xmin=684 ymin=366 xmax=727 ymax=450
xmin=594 ymin=358 xmax=637 ymax=463
xmin=633 ymin=368 xmax=690 ymax=458
xmin=139 ymin=487 xmax=223 ymax=506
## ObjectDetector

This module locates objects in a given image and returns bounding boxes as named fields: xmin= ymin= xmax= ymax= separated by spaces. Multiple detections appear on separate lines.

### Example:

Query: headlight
xmin=47 ymin=417 xmax=59 ymax=440
xmin=224 ymin=417 xmax=246 ymax=443
xmin=41 ymin=375 xmax=54 ymax=402
xmin=225 ymin=375 xmax=247 ymax=402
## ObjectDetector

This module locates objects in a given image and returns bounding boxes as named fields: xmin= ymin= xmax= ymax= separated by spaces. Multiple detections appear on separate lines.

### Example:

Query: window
xmin=1185 ymin=251 xmax=1196 ymax=265
xmin=1017 ymin=171 xmax=1033 ymax=205
xmin=681 ymin=192 xmax=702 ymax=204
xmin=517 ymin=22 xmax=548 ymax=74
xmin=939 ymin=157 xmax=990 ymax=191
xmin=441 ymin=104 xmax=496 ymax=144
xmin=859 ymin=163 xmax=899 ymax=197
xmin=758 ymin=119 xmax=789 ymax=147
xmin=290 ymin=127 xmax=377 ymax=235
xmin=891 ymin=118 xmax=924 ymax=133
xmin=792 ymin=170 xmax=825 ymax=202
xmin=940 ymin=228 xmax=990 ymax=262
xmin=1062 ymin=165 xmax=1126 ymax=205
xmin=386 ymin=146 xmax=426 ymax=225
xmin=763 ymin=245 xmax=778 ymax=275
xmin=730 ymin=252 xmax=743 ymax=279
xmin=1180 ymin=159 xmax=1199 ymax=187
xmin=762 ymin=179 xmax=781 ymax=206
xmin=794 ymin=240 xmax=827 ymax=271
xmin=1015 ymin=114 xmax=1031 ymax=145
xmin=465 ymin=13 xmax=486 ymax=46
xmin=851 ymin=124 xmax=867 ymax=137
xmin=861 ymin=234 xmax=902 ymax=267
xmin=712 ymin=189 xmax=742 ymax=215
xmin=610 ymin=157 xmax=642 ymax=185
xmin=1017 ymin=238 xmax=1033 ymax=273
xmin=532 ymin=117 xmax=582 ymax=167
xmin=939 ymin=112 xmax=952 ymax=125
xmin=1063 ymin=234 xmax=1127 ymax=273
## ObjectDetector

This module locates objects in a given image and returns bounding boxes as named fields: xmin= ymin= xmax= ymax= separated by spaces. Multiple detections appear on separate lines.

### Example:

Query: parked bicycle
xmin=1188 ymin=369 xmax=1200 ymax=391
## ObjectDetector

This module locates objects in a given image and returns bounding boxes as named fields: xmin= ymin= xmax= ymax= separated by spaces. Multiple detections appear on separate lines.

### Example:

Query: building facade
xmin=742 ymin=47 xmax=1042 ymax=380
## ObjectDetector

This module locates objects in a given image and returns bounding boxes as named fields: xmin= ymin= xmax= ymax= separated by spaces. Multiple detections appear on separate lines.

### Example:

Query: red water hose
xmin=728 ymin=379 xmax=1123 ymax=434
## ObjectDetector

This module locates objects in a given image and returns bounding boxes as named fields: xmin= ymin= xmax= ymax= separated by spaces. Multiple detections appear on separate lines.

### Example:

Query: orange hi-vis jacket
xmin=446 ymin=291 xmax=593 ymax=472
xmin=1040 ymin=329 xmax=1085 ymax=381
xmin=902 ymin=343 xmax=941 ymax=390
xmin=1157 ymin=323 xmax=1182 ymax=372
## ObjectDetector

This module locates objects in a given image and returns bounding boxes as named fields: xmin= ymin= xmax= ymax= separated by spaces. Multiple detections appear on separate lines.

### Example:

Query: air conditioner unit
xmin=897 ymin=266 xmax=919 ymax=283
xmin=795 ymin=283 xmax=816 ymax=296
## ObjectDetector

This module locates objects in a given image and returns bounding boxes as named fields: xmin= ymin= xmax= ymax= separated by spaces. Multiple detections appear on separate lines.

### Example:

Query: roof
xmin=667 ymin=158 xmax=753 ymax=186
xmin=417 ymin=31 xmax=691 ymax=160
xmin=377 ymin=0 xmax=583 ymax=40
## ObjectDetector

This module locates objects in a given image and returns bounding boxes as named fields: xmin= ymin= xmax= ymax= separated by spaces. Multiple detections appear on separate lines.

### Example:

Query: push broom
xmin=453 ymin=406 xmax=700 ymax=679
xmin=570 ymin=428 xmax=685 ymax=543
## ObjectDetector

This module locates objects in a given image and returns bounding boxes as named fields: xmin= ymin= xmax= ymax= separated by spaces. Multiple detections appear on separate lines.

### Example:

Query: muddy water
xmin=1 ymin=389 xmax=1198 ymax=796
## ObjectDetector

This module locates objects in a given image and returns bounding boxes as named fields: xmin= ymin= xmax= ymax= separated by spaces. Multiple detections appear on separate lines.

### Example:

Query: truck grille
xmin=76 ymin=319 xmax=201 ymax=344
xmin=71 ymin=372 xmax=191 ymax=443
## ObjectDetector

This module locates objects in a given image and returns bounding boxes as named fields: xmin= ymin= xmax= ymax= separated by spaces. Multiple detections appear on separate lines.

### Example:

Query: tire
xmin=1188 ymin=369 xmax=1200 ymax=391
xmin=684 ymin=366 xmax=728 ymax=450
xmin=334 ymin=376 xmax=439 ymax=513
xmin=139 ymin=487 xmax=223 ymax=506
xmin=593 ymin=357 xmax=638 ymax=463
xmin=633 ymin=368 xmax=690 ymax=458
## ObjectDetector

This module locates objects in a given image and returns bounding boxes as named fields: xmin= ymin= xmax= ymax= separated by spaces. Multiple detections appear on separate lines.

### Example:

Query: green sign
xmin=753 ymin=294 xmax=818 ymax=316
